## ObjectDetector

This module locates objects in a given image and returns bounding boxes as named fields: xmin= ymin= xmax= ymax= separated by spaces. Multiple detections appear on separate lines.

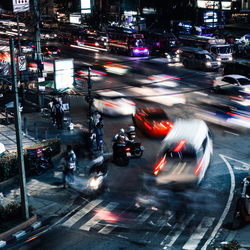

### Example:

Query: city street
xmin=4 ymin=40 xmax=250 ymax=249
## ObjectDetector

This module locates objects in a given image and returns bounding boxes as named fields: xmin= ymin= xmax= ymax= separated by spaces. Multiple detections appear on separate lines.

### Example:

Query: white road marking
xmin=80 ymin=202 xmax=118 ymax=231
xmin=200 ymin=154 xmax=235 ymax=250
xmin=183 ymin=216 xmax=215 ymax=249
xmin=224 ymin=130 xmax=239 ymax=136
xmin=220 ymin=155 xmax=250 ymax=167
xmin=98 ymin=224 xmax=117 ymax=235
xmin=62 ymin=199 xmax=102 ymax=227
xmin=137 ymin=209 xmax=154 ymax=223
xmin=161 ymin=214 xmax=194 ymax=248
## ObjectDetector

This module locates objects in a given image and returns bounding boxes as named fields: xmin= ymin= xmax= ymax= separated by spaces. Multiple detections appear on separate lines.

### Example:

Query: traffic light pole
xmin=10 ymin=37 xmax=29 ymax=220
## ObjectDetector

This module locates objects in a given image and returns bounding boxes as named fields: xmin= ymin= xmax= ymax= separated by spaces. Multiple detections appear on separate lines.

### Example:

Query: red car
xmin=132 ymin=107 xmax=173 ymax=137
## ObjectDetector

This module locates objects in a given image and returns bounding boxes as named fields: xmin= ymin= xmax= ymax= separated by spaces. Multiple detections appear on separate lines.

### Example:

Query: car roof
xmin=140 ymin=107 xmax=166 ymax=115
xmin=223 ymin=74 xmax=249 ymax=80
xmin=180 ymin=46 xmax=209 ymax=54
xmin=161 ymin=119 xmax=208 ymax=151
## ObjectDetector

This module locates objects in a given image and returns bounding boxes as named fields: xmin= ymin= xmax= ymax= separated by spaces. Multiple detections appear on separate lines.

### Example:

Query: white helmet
xmin=119 ymin=128 xmax=125 ymax=136
xmin=129 ymin=126 xmax=135 ymax=132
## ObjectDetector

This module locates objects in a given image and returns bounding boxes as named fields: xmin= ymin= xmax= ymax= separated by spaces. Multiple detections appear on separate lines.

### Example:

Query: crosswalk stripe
xmin=80 ymin=202 xmax=119 ymax=231
xmin=98 ymin=224 xmax=117 ymax=235
xmin=182 ymin=216 xmax=215 ymax=250
xmin=62 ymin=199 xmax=103 ymax=228
xmin=137 ymin=209 xmax=154 ymax=223
xmin=161 ymin=214 xmax=194 ymax=249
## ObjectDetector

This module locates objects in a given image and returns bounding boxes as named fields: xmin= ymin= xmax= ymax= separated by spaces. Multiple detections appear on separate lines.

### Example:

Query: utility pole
xmin=16 ymin=13 xmax=23 ymax=82
xmin=9 ymin=37 xmax=29 ymax=220
xmin=86 ymin=67 xmax=94 ymax=157
xmin=33 ymin=0 xmax=43 ymax=77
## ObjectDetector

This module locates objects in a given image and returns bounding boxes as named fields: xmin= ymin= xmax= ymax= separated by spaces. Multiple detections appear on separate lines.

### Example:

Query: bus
xmin=179 ymin=34 xmax=233 ymax=62
xmin=106 ymin=27 xmax=149 ymax=56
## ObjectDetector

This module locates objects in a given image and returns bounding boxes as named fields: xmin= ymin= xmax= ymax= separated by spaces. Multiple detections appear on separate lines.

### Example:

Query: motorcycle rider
xmin=127 ymin=126 xmax=136 ymax=143
xmin=113 ymin=128 xmax=128 ymax=155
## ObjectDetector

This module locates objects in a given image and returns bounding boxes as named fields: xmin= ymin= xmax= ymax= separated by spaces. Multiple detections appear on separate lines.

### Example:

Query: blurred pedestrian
xmin=95 ymin=117 xmax=103 ymax=152
xmin=49 ymin=98 xmax=57 ymax=125
xmin=53 ymin=100 xmax=64 ymax=129
xmin=62 ymin=145 xmax=77 ymax=188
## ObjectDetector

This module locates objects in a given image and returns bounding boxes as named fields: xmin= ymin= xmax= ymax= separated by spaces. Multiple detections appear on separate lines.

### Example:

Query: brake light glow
xmin=58 ymin=49 xmax=61 ymax=52
xmin=47 ymin=50 xmax=51 ymax=54
xmin=173 ymin=140 xmax=186 ymax=152
xmin=195 ymin=158 xmax=204 ymax=175
xmin=123 ymin=99 xmax=136 ymax=105
xmin=144 ymin=122 xmax=152 ymax=130
xmin=154 ymin=155 xmax=166 ymax=175
xmin=212 ymin=80 xmax=216 ymax=83
xmin=136 ymin=114 xmax=142 ymax=120
xmin=104 ymin=101 xmax=118 ymax=108
xmin=125 ymin=147 xmax=130 ymax=152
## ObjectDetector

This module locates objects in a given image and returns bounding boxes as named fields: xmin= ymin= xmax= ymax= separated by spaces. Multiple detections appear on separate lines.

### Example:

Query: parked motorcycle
xmin=232 ymin=176 xmax=250 ymax=229
xmin=27 ymin=146 xmax=53 ymax=175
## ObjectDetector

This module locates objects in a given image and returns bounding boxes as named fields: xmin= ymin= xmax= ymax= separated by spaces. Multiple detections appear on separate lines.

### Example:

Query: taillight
xmin=173 ymin=140 xmax=186 ymax=152
xmin=136 ymin=114 xmax=142 ymax=120
xmin=144 ymin=122 xmax=152 ymax=130
xmin=154 ymin=155 xmax=166 ymax=175
xmin=58 ymin=49 xmax=61 ymax=52
xmin=212 ymin=80 xmax=216 ymax=84
xmin=48 ymin=50 xmax=51 ymax=54
xmin=125 ymin=147 xmax=130 ymax=152
xmin=195 ymin=158 xmax=204 ymax=175
xmin=104 ymin=101 xmax=118 ymax=108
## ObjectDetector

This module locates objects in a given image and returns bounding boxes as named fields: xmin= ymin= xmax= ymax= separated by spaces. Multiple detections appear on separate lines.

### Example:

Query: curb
xmin=0 ymin=214 xmax=43 ymax=248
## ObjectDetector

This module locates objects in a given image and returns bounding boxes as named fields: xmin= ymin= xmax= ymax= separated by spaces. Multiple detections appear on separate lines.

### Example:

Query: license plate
xmin=126 ymin=152 xmax=131 ymax=157
xmin=140 ymin=146 xmax=144 ymax=150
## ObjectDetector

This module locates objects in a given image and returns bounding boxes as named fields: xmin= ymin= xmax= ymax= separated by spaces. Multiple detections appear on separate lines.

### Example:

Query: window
xmin=223 ymin=77 xmax=237 ymax=85
xmin=238 ymin=78 xmax=250 ymax=86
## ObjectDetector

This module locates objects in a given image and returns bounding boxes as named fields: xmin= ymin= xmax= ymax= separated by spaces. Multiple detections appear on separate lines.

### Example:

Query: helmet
xmin=119 ymin=128 xmax=125 ymax=136
xmin=129 ymin=126 xmax=135 ymax=132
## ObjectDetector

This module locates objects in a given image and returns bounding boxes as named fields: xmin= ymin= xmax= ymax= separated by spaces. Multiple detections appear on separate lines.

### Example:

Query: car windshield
xmin=147 ymin=112 xmax=168 ymax=120
xmin=238 ymin=78 xmax=250 ymax=86
xmin=217 ymin=46 xmax=232 ymax=54
xmin=166 ymin=148 xmax=197 ymax=160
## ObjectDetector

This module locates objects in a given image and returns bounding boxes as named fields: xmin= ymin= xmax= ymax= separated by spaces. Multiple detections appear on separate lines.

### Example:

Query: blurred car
xmin=213 ymin=74 xmax=250 ymax=90
xmin=42 ymin=46 xmax=61 ymax=57
xmin=75 ymin=67 xmax=107 ymax=84
xmin=41 ymin=30 xmax=57 ymax=40
xmin=20 ymin=39 xmax=35 ymax=54
xmin=148 ymin=74 xmax=180 ymax=88
xmin=93 ymin=90 xmax=136 ymax=116
xmin=0 ymin=142 xmax=6 ymax=157
xmin=153 ymin=119 xmax=213 ymax=189
xmin=132 ymin=107 xmax=173 ymax=137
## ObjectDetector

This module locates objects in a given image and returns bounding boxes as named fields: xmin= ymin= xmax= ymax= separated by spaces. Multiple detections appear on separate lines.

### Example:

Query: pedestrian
xmin=62 ymin=145 xmax=77 ymax=188
xmin=95 ymin=117 xmax=103 ymax=152
xmin=49 ymin=98 xmax=57 ymax=125
xmin=53 ymin=101 xmax=64 ymax=129
xmin=93 ymin=111 xmax=101 ymax=127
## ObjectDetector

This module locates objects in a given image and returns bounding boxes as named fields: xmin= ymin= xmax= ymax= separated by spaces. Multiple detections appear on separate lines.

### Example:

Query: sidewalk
xmin=0 ymin=100 xmax=106 ymax=247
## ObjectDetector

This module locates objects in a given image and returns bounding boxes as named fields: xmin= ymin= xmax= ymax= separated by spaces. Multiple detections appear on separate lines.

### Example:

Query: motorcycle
xmin=126 ymin=141 xmax=144 ymax=158
xmin=27 ymin=146 xmax=53 ymax=175
xmin=232 ymin=176 xmax=250 ymax=229
xmin=86 ymin=156 xmax=107 ymax=196
xmin=113 ymin=143 xmax=131 ymax=166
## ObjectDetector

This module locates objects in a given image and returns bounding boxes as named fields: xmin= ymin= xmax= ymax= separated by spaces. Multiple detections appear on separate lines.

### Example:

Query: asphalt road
xmin=7 ymin=40 xmax=250 ymax=249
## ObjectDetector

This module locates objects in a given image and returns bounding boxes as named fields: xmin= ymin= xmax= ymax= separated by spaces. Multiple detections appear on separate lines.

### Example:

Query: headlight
xmin=229 ymin=56 xmax=233 ymax=61
xmin=206 ymin=62 xmax=211 ymax=67
xmin=218 ymin=61 xmax=221 ymax=66
xmin=167 ymin=55 xmax=171 ymax=59
xmin=95 ymin=42 xmax=99 ymax=46
xmin=217 ymin=57 xmax=222 ymax=61
xmin=89 ymin=177 xmax=102 ymax=190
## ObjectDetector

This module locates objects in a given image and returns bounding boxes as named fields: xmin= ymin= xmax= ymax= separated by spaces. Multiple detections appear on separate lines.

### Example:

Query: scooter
xmin=126 ymin=141 xmax=144 ymax=158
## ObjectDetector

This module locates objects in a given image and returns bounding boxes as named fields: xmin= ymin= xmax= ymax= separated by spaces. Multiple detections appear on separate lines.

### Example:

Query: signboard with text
xmin=81 ymin=0 xmax=91 ymax=13
xmin=54 ymin=59 xmax=74 ymax=90
xmin=12 ymin=0 xmax=29 ymax=13
xmin=197 ymin=1 xmax=231 ymax=10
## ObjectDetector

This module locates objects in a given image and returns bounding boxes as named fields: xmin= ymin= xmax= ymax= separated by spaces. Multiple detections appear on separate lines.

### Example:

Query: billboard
xmin=197 ymin=1 xmax=232 ymax=10
xmin=12 ymin=0 xmax=29 ymax=13
xmin=81 ymin=0 xmax=91 ymax=14
xmin=54 ymin=59 xmax=74 ymax=90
